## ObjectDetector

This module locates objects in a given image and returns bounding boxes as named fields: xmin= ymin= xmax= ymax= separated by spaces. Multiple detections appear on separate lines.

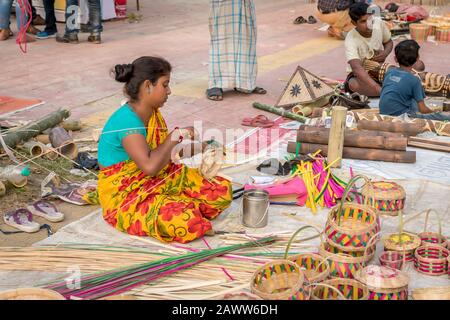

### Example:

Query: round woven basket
xmin=0 ymin=288 xmax=65 ymax=300
xmin=284 ymin=226 xmax=330 ymax=283
xmin=310 ymin=278 xmax=369 ymax=300
xmin=325 ymin=176 xmax=380 ymax=252
xmin=414 ymin=244 xmax=449 ymax=276
xmin=379 ymin=251 xmax=405 ymax=270
xmin=435 ymin=26 xmax=450 ymax=42
xmin=355 ymin=265 xmax=409 ymax=300
xmin=251 ymin=260 xmax=309 ymax=300
xmin=384 ymin=232 xmax=421 ymax=262
xmin=221 ymin=292 xmax=263 ymax=300
xmin=361 ymin=181 xmax=405 ymax=216
xmin=410 ymin=23 xmax=430 ymax=42
xmin=319 ymin=242 xmax=375 ymax=279
xmin=412 ymin=286 xmax=450 ymax=300
xmin=418 ymin=209 xmax=447 ymax=248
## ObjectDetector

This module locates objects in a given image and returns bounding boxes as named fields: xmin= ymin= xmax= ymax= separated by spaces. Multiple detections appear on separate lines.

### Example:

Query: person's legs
xmin=0 ymin=0 xmax=13 ymax=40
xmin=86 ymin=0 xmax=102 ymax=43
xmin=347 ymin=77 xmax=381 ymax=97
xmin=14 ymin=1 xmax=36 ymax=42
xmin=56 ymin=0 xmax=79 ymax=43
xmin=43 ymin=0 xmax=57 ymax=33
xmin=408 ymin=111 xmax=450 ymax=121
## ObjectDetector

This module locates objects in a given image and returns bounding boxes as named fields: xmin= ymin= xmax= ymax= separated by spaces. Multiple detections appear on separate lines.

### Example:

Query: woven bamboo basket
xmin=435 ymin=27 xmax=450 ymax=42
xmin=284 ymin=226 xmax=330 ymax=283
xmin=221 ymin=292 xmax=263 ymax=300
xmin=0 ymin=288 xmax=65 ymax=300
xmin=325 ymin=175 xmax=380 ymax=253
xmin=414 ymin=244 xmax=449 ymax=276
xmin=418 ymin=209 xmax=447 ymax=248
xmin=379 ymin=251 xmax=405 ymax=270
xmin=310 ymin=279 xmax=369 ymax=300
xmin=361 ymin=181 xmax=405 ymax=216
xmin=412 ymin=286 xmax=450 ymax=300
xmin=251 ymin=260 xmax=310 ymax=300
xmin=355 ymin=265 xmax=409 ymax=300
xmin=410 ymin=23 xmax=430 ymax=42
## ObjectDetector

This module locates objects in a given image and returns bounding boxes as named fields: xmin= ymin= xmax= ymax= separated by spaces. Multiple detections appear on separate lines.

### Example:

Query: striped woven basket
xmin=251 ymin=260 xmax=310 ymax=300
xmin=414 ymin=244 xmax=449 ymax=276
xmin=284 ymin=226 xmax=330 ymax=283
xmin=361 ymin=181 xmax=405 ymax=216
xmin=355 ymin=265 xmax=409 ymax=300
xmin=379 ymin=251 xmax=405 ymax=270
xmin=410 ymin=23 xmax=430 ymax=42
xmin=310 ymin=279 xmax=369 ymax=300
xmin=435 ymin=27 xmax=450 ymax=42
xmin=325 ymin=175 xmax=380 ymax=252
xmin=418 ymin=209 xmax=447 ymax=248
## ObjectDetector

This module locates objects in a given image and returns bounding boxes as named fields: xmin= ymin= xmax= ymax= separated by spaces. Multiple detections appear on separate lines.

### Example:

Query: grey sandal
xmin=206 ymin=87 xmax=223 ymax=101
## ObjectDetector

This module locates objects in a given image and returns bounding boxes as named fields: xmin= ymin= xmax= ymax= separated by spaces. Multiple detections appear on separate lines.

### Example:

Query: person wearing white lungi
xmin=206 ymin=0 xmax=266 ymax=101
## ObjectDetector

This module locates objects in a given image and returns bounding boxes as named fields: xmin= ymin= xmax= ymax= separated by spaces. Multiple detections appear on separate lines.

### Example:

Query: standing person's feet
xmin=36 ymin=30 xmax=57 ymax=39
xmin=234 ymin=87 xmax=267 ymax=94
xmin=56 ymin=33 xmax=79 ymax=44
xmin=0 ymin=28 xmax=11 ymax=41
xmin=87 ymin=33 xmax=101 ymax=44
xmin=26 ymin=25 xmax=41 ymax=35
xmin=32 ymin=15 xmax=46 ymax=26
xmin=206 ymin=87 xmax=223 ymax=101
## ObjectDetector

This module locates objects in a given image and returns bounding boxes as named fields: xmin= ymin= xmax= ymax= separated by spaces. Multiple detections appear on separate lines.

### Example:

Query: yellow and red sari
xmin=87 ymin=110 xmax=232 ymax=243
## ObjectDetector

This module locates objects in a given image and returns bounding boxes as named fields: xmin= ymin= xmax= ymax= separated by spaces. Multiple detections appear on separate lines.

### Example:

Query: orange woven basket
xmin=410 ymin=23 xmax=430 ymax=42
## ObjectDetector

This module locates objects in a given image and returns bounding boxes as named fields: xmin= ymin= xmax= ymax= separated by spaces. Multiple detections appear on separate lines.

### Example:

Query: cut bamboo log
xmin=408 ymin=137 xmax=450 ymax=153
xmin=328 ymin=106 xmax=347 ymax=168
xmin=22 ymin=141 xmax=45 ymax=157
xmin=297 ymin=128 xmax=408 ymax=151
xmin=357 ymin=120 xmax=424 ymax=136
xmin=0 ymin=109 xmax=71 ymax=152
xmin=49 ymin=127 xmax=78 ymax=160
xmin=252 ymin=102 xmax=308 ymax=123
xmin=299 ymin=126 xmax=405 ymax=138
xmin=35 ymin=134 xmax=50 ymax=145
xmin=61 ymin=120 xmax=83 ymax=132
xmin=287 ymin=142 xmax=416 ymax=163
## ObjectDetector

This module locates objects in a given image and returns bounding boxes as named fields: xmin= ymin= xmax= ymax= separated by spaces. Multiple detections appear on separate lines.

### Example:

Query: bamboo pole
xmin=357 ymin=119 xmax=424 ymax=136
xmin=408 ymin=137 xmax=450 ymax=153
xmin=328 ymin=106 xmax=347 ymax=168
xmin=298 ymin=126 xmax=405 ymax=138
xmin=252 ymin=102 xmax=308 ymax=123
xmin=287 ymin=141 xmax=416 ymax=163
xmin=0 ymin=109 xmax=71 ymax=152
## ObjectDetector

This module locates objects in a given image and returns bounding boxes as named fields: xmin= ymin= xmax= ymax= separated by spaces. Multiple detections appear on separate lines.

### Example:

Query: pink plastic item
xmin=244 ymin=176 xmax=308 ymax=206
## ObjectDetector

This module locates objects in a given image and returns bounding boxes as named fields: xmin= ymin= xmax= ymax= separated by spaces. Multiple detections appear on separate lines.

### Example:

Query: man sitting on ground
xmin=379 ymin=40 xmax=450 ymax=121
xmin=344 ymin=2 xmax=394 ymax=97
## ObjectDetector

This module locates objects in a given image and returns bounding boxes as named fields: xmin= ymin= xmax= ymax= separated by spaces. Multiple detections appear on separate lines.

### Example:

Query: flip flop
xmin=3 ymin=209 xmax=40 ymax=233
xmin=206 ymin=87 xmax=223 ymax=101
xmin=293 ymin=16 xmax=307 ymax=24
xmin=307 ymin=16 xmax=317 ymax=24
xmin=241 ymin=115 xmax=275 ymax=128
xmin=27 ymin=200 xmax=64 ymax=222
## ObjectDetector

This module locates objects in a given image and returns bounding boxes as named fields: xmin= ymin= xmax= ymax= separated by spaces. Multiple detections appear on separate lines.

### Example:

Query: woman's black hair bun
xmin=114 ymin=64 xmax=134 ymax=83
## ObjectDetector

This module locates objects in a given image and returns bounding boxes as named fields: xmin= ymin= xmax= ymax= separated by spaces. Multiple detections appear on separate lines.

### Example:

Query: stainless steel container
xmin=242 ymin=189 xmax=269 ymax=228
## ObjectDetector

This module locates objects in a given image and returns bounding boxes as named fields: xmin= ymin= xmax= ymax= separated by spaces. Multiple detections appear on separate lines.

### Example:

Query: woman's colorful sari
xmin=86 ymin=110 xmax=232 ymax=243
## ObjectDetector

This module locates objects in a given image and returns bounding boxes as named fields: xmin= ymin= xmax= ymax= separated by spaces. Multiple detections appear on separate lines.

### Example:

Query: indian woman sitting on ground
xmin=88 ymin=56 xmax=232 ymax=243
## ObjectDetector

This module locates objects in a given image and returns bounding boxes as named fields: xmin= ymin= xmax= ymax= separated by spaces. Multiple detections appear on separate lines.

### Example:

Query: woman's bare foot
xmin=0 ymin=29 xmax=11 ymax=41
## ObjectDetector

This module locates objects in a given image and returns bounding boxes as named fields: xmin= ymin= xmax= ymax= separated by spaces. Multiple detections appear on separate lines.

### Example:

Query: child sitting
xmin=379 ymin=40 xmax=450 ymax=121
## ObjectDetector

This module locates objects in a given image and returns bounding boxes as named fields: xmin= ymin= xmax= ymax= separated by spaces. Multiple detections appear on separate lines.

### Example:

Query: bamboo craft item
xmin=357 ymin=120 xmax=423 ymax=136
xmin=412 ymin=286 xmax=450 ymax=300
xmin=414 ymin=245 xmax=449 ymax=276
xmin=361 ymin=181 xmax=406 ymax=217
xmin=250 ymin=260 xmax=310 ymax=300
xmin=287 ymin=141 xmax=416 ymax=163
xmin=355 ymin=265 xmax=409 ymax=300
xmin=409 ymin=23 xmax=431 ymax=42
xmin=327 ymin=106 xmax=347 ymax=168
xmin=379 ymin=251 xmax=405 ymax=271
xmin=49 ymin=127 xmax=78 ymax=160
xmin=296 ymin=127 xmax=407 ymax=151
xmin=284 ymin=226 xmax=330 ymax=283
xmin=324 ymin=175 xmax=380 ymax=253
xmin=252 ymin=102 xmax=308 ymax=123
xmin=383 ymin=213 xmax=421 ymax=262
xmin=0 ymin=180 xmax=5 ymax=196
xmin=0 ymin=288 xmax=65 ymax=300
xmin=418 ymin=209 xmax=447 ymax=247
xmin=408 ymin=137 xmax=450 ymax=153
xmin=435 ymin=27 xmax=450 ymax=42
xmin=221 ymin=292 xmax=263 ymax=300
xmin=310 ymin=279 xmax=369 ymax=300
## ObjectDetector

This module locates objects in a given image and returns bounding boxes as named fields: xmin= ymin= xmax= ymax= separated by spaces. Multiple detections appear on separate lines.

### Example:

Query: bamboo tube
xmin=357 ymin=120 xmax=424 ymax=136
xmin=43 ymin=145 xmax=59 ymax=160
xmin=0 ymin=180 xmax=5 ymax=196
xmin=297 ymin=128 xmax=407 ymax=151
xmin=287 ymin=141 xmax=416 ymax=163
xmin=49 ymin=127 xmax=78 ymax=160
xmin=298 ymin=126 xmax=404 ymax=138
xmin=35 ymin=134 xmax=50 ymax=145
xmin=21 ymin=141 xmax=45 ymax=157
xmin=328 ymin=106 xmax=347 ymax=168
xmin=408 ymin=137 xmax=450 ymax=153
xmin=61 ymin=120 xmax=83 ymax=131
xmin=252 ymin=102 xmax=308 ymax=123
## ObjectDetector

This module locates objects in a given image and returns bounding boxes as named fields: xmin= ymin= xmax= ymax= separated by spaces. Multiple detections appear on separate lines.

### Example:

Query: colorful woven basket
xmin=325 ymin=175 xmax=380 ymax=252
xmin=221 ymin=292 xmax=262 ymax=300
xmin=310 ymin=279 xmax=369 ymax=300
xmin=319 ymin=242 xmax=375 ymax=279
xmin=384 ymin=233 xmax=421 ymax=262
xmin=361 ymin=181 xmax=405 ymax=216
xmin=412 ymin=286 xmax=450 ymax=300
xmin=251 ymin=260 xmax=309 ymax=300
xmin=418 ymin=209 xmax=447 ymax=248
xmin=410 ymin=23 xmax=430 ymax=42
xmin=435 ymin=27 xmax=450 ymax=42
xmin=284 ymin=226 xmax=330 ymax=283
xmin=379 ymin=251 xmax=405 ymax=270
xmin=414 ymin=244 xmax=449 ymax=276
xmin=355 ymin=265 xmax=409 ymax=300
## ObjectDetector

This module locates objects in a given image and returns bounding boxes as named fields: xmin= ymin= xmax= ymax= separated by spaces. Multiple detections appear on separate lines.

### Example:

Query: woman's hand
xmin=180 ymin=126 xmax=198 ymax=140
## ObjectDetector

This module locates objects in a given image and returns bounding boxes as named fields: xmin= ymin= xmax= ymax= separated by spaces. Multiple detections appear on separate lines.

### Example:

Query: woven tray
xmin=0 ymin=288 xmax=65 ymax=300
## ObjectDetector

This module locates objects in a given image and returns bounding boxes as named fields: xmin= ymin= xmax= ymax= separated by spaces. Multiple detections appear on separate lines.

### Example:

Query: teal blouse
xmin=98 ymin=103 xmax=147 ymax=167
